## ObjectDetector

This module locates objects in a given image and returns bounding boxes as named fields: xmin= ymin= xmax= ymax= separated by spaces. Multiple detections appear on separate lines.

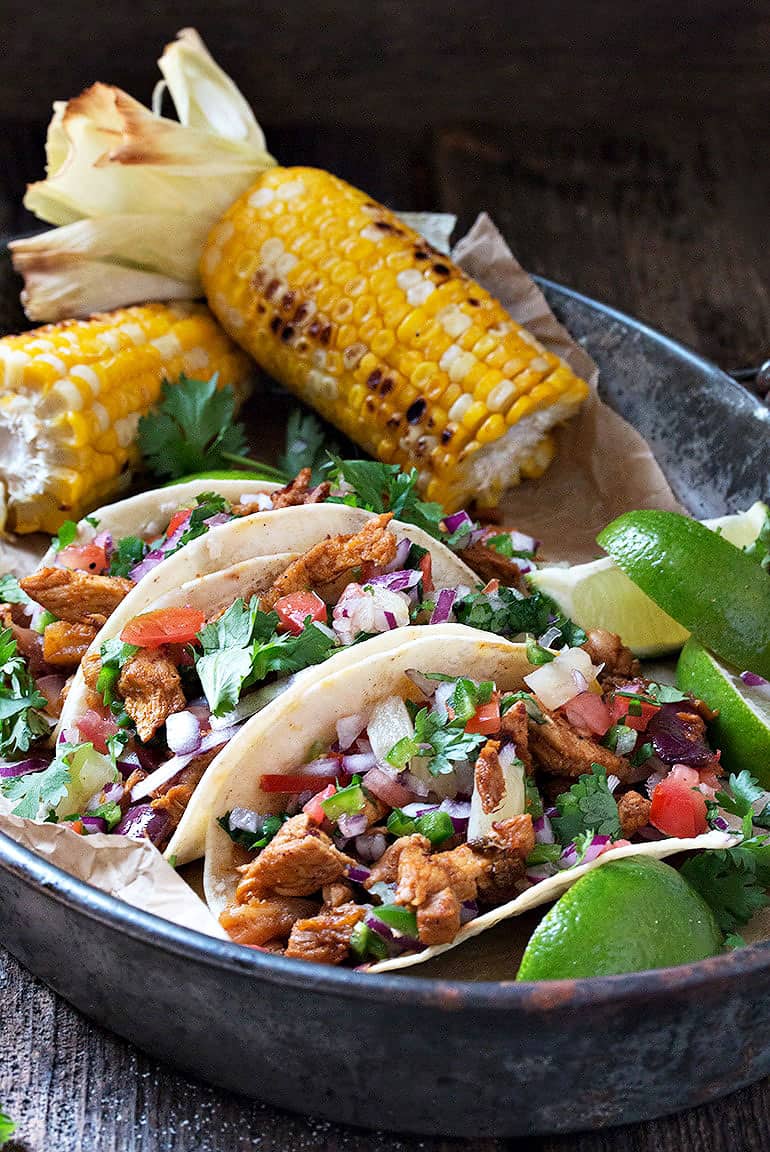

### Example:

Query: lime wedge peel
xmin=531 ymin=502 xmax=768 ymax=660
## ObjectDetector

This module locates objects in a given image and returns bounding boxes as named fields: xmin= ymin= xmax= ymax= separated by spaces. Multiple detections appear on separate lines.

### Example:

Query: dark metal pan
xmin=1 ymin=280 xmax=768 ymax=1137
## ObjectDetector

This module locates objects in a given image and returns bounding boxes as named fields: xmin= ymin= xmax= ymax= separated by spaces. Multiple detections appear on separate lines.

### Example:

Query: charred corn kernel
xmin=202 ymin=166 xmax=590 ymax=510
xmin=0 ymin=302 xmax=251 ymax=534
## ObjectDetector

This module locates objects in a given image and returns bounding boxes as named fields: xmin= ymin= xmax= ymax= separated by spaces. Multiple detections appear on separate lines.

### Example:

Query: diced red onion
xmin=114 ymin=803 xmax=171 ymax=847
xmin=712 ymin=814 xmax=731 ymax=832
xmin=383 ymin=611 xmax=398 ymax=630
xmin=355 ymin=831 xmax=387 ymax=861
xmin=429 ymin=588 xmax=457 ymax=625
xmin=648 ymin=703 xmax=715 ymax=767
xmin=367 ymin=569 xmax=423 ymax=593
xmin=302 ymin=756 xmax=343 ymax=777
xmin=581 ymin=835 xmax=612 ymax=863
xmin=130 ymin=728 xmax=236 ymax=801
xmin=533 ymin=813 xmax=555 ymax=844
xmin=526 ymin=863 xmax=559 ymax=882
xmin=36 ymin=674 xmax=66 ymax=710
xmin=401 ymin=800 xmax=437 ymax=818
xmin=229 ymin=807 xmax=263 ymax=834
xmin=166 ymin=710 xmax=202 ymax=756
xmin=341 ymin=751 xmax=377 ymax=774
xmin=460 ymin=899 xmax=479 ymax=925
xmin=338 ymin=811 xmax=368 ymax=838
xmin=204 ymin=513 xmax=232 ymax=529
xmin=740 ymin=670 xmax=769 ymax=687
xmin=443 ymin=510 xmax=474 ymax=534
xmin=509 ymin=530 xmax=539 ymax=554
xmin=401 ymin=770 xmax=430 ymax=798
xmin=0 ymin=756 xmax=50 ymax=779
xmin=515 ymin=558 xmax=536 ymax=576
xmin=337 ymin=712 xmax=366 ymax=751
xmin=347 ymin=865 xmax=371 ymax=884
xmin=384 ymin=538 xmax=411 ymax=573
xmin=92 ymin=531 xmax=114 ymax=561
xmin=80 ymin=816 xmax=107 ymax=834
xmin=440 ymin=797 xmax=472 ymax=832
xmin=362 ymin=767 xmax=415 ymax=809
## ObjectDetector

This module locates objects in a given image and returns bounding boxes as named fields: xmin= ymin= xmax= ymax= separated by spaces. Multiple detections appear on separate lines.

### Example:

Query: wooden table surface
xmin=1 ymin=8 xmax=769 ymax=1145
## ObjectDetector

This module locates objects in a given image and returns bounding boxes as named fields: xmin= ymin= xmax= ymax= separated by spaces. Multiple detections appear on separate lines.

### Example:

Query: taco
xmin=37 ymin=509 xmax=485 ymax=861
xmin=202 ymin=628 xmax=733 ymax=972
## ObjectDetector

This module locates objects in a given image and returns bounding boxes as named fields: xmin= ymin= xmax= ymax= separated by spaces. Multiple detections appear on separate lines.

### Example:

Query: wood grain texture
xmin=1 ymin=22 xmax=769 ymax=1143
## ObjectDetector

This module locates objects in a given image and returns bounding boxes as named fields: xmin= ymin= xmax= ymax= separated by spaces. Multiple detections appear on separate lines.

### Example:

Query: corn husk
xmin=10 ymin=29 xmax=275 ymax=321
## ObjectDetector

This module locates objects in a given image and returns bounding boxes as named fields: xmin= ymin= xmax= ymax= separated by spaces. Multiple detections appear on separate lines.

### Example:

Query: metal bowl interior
xmin=1 ymin=279 xmax=769 ymax=1137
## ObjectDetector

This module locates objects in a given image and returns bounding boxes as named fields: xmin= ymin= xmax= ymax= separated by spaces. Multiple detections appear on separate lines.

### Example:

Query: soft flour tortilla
xmin=201 ymin=628 xmax=735 ymax=973
xmin=37 ymin=477 xmax=281 ymax=569
xmin=58 ymin=515 xmax=478 ymax=864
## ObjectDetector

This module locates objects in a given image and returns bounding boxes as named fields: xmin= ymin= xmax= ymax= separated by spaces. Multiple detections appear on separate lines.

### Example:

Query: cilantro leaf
xmin=716 ymin=771 xmax=770 ymax=837
xmin=218 ymin=810 xmax=288 ymax=851
xmin=646 ymin=682 xmax=688 ymax=704
xmin=681 ymin=838 xmax=770 ymax=934
xmin=0 ymin=627 xmax=49 ymax=759
xmin=0 ymin=573 xmax=34 ymax=607
xmin=53 ymin=520 xmax=78 ymax=552
xmin=455 ymin=585 xmax=550 ymax=636
xmin=0 ymin=1110 xmax=15 ymax=1146
xmin=197 ymin=598 xmax=265 ymax=654
xmin=109 ymin=536 xmax=148 ymax=578
xmin=486 ymin=533 xmax=536 ymax=559
xmin=0 ymin=757 xmax=71 ymax=818
xmin=328 ymin=458 xmax=450 ymax=543
xmin=248 ymin=622 xmax=332 ymax=682
xmin=279 ymin=409 xmax=336 ymax=485
xmin=551 ymin=765 xmax=622 ymax=845
xmin=196 ymin=647 xmax=255 ymax=716
xmin=138 ymin=375 xmax=249 ymax=479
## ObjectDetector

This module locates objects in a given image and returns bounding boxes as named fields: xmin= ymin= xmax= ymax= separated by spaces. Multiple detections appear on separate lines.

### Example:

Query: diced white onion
xmin=165 ymin=710 xmax=201 ymax=756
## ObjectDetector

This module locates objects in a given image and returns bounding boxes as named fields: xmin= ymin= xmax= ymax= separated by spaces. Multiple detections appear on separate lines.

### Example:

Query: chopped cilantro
xmin=453 ymin=585 xmax=585 ymax=647
xmin=630 ymin=740 xmax=654 ymax=767
xmin=0 ymin=574 xmax=34 ymax=608
xmin=681 ymin=837 xmax=770 ymax=934
xmin=646 ymin=682 xmax=688 ymax=704
xmin=327 ymin=457 xmax=453 ymax=543
xmin=109 ymin=535 xmax=148 ymax=578
xmin=525 ymin=777 xmax=544 ymax=819
xmin=173 ymin=493 xmax=231 ymax=550
xmin=386 ymin=695 xmax=487 ymax=777
xmin=218 ymin=810 xmax=287 ymax=851
xmin=53 ymin=520 xmax=78 ymax=552
xmin=715 ymin=771 xmax=770 ymax=838
xmin=486 ymin=533 xmax=535 ymax=559
xmin=279 ymin=408 xmax=336 ymax=485
xmin=724 ymin=932 xmax=746 ymax=950
xmin=525 ymin=843 xmax=562 ymax=866
xmin=85 ymin=514 xmax=100 ymax=528
xmin=194 ymin=596 xmax=333 ymax=715
xmin=0 ymin=756 xmax=70 ymax=819
xmin=137 ymin=374 xmax=289 ymax=481
xmin=551 ymin=765 xmax=622 ymax=845
xmin=0 ymin=627 xmax=49 ymax=760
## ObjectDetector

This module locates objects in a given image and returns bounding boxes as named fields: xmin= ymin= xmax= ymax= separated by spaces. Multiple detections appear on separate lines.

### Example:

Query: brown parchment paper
xmin=453 ymin=214 xmax=681 ymax=560
xmin=0 ymin=811 xmax=227 ymax=937
xmin=0 ymin=211 xmax=683 ymax=930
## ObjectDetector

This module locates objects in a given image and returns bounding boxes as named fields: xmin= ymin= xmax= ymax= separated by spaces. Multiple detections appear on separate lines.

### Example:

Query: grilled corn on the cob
xmin=202 ymin=167 xmax=590 ymax=510
xmin=0 ymin=302 xmax=251 ymax=533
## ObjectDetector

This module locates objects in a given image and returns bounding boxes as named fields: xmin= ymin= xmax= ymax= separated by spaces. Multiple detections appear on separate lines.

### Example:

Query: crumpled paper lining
xmin=453 ymin=214 xmax=681 ymax=560
xmin=0 ymin=212 xmax=683 ymax=935
xmin=0 ymin=811 xmax=226 ymax=938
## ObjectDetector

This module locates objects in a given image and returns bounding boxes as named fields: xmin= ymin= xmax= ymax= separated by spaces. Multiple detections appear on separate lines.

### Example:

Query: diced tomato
xmin=419 ymin=552 xmax=434 ymax=594
xmin=564 ymin=692 xmax=612 ymax=736
xmin=649 ymin=775 xmax=708 ymax=838
xmin=303 ymin=783 xmax=337 ymax=823
xmin=609 ymin=694 xmax=661 ymax=732
xmin=58 ymin=543 xmax=109 ymax=574
xmin=77 ymin=708 xmax=119 ymax=754
xmin=120 ymin=606 xmax=206 ymax=647
xmin=273 ymin=591 xmax=328 ymax=635
xmin=466 ymin=693 xmax=501 ymax=735
xmin=165 ymin=509 xmax=192 ymax=538
xmin=260 ymin=773 xmax=339 ymax=794
xmin=69 ymin=819 xmax=85 ymax=835
xmin=482 ymin=579 xmax=500 ymax=595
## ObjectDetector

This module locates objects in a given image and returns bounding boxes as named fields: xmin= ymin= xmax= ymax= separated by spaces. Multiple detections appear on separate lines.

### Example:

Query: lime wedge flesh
xmin=596 ymin=508 xmax=770 ymax=678
xmin=165 ymin=470 xmax=281 ymax=486
xmin=530 ymin=502 xmax=767 ymax=658
xmin=677 ymin=637 xmax=770 ymax=786
xmin=516 ymin=856 xmax=723 ymax=981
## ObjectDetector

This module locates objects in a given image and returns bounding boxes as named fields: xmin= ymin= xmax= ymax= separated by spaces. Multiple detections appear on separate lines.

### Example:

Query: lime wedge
xmin=677 ymin=638 xmax=770 ymax=786
xmin=530 ymin=502 xmax=768 ymax=658
xmin=596 ymin=508 xmax=770 ymax=677
xmin=516 ymin=855 xmax=723 ymax=980
xmin=165 ymin=469 xmax=282 ymax=486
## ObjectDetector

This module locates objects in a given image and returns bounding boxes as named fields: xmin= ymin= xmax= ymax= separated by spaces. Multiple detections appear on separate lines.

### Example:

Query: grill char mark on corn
xmin=0 ymin=302 xmax=251 ymax=533
xmin=201 ymin=166 xmax=590 ymax=510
